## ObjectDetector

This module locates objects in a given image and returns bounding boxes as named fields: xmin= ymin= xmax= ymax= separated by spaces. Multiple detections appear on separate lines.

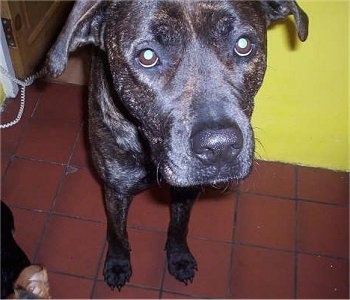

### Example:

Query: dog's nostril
xmin=191 ymin=125 xmax=243 ymax=165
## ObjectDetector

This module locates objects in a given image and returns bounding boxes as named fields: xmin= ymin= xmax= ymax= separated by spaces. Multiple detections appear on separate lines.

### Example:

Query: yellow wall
xmin=252 ymin=1 xmax=349 ymax=171
xmin=0 ymin=81 xmax=5 ymax=106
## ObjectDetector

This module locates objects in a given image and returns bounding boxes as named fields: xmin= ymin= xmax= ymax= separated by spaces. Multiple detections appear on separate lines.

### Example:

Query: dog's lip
xmin=160 ymin=160 xmax=250 ymax=187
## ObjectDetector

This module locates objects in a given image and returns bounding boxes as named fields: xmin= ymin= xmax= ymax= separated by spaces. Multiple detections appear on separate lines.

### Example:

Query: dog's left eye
xmin=234 ymin=37 xmax=254 ymax=57
xmin=137 ymin=49 xmax=159 ymax=68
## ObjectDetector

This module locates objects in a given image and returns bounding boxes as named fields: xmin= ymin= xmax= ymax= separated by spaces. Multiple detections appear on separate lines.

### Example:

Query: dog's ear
xmin=45 ymin=0 xmax=109 ymax=77
xmin=261 ymin=0 xmax=309 ymax=41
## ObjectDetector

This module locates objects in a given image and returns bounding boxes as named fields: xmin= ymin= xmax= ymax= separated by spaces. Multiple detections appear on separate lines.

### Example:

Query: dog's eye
xmin=234 ymin=37 xmax=253 ymax=57
xmin=137 ymin=49 xmax=159 ymax=68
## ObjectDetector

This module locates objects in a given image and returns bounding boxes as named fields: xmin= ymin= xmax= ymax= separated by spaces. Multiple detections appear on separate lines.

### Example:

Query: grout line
xmin=239 ymin=189 xmax=349 ymax=207
xmin=157 ymin=251 xmax=168 ymax=299
xmin=90 ymin=239 xmax=108 ymax=298
xmin=48 ymin=269 xmax=96 ymax=281
xmin=12 ymin=155 xmax=68 ymax=167
xmin=225 ymin=188 xmax=240 ymax=298
xmin=1 ymin=153 xmax=16 ymax=180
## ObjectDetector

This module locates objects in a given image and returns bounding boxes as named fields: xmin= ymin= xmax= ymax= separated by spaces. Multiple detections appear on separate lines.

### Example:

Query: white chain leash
xmin=0 ymin=65 xmax=44 ymax=129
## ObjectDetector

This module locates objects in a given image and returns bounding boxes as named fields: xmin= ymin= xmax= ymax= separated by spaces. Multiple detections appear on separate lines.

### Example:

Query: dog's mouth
xmin=160 ymin=158 xmax=252 ymax=187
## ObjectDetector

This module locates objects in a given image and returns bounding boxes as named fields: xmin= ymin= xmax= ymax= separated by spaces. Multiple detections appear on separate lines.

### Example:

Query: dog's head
xmin=46 ymin=0 xmax=308 ymax=187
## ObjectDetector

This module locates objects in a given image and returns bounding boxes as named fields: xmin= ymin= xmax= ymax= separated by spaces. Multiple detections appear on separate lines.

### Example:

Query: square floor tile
xmin=297 ymin=254 xmax=349 ymax=299
xmin=48 ymin=272 xmax=94 ymax=299
xmin=36 ymin=215 xmax=105 ymax=277
xmin=240 ymin=161 xmax=296 ymax=198
xmin=190 ymin=188 xmax=236 ymax=241
xmin=16 ymin=117 xmax=80 ymax=164
xmin=235 ymin=194 xmax=295 ymax=250
xmin=33 ymin=83 xmax=86 ymax=123
xmin=9 ymin=206 xmax=47 ymax=261
xmin=298 ymin=202 xmax=349 ymax=258
xmin=93 ymin=281 xmax=159 ymax=299
xmin=54 ymin=168 xmax=105 ymax=222
xmin=230 ymin=245 xmax=295 ymax=299
xmin=1 ymin=158 xmax=64 ymax=210
xmin=297 ymin=166 xmax=349 ymax=205
xmin=163 ymin=239 xmax=231 ymax=298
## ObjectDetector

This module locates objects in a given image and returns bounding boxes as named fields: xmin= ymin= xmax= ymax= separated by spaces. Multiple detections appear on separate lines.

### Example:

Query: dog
xmin=1 ymin=202 xmax=50 ymax=299
xmin=1 ymin=201 xmax=31 ymax=298
xmin=45 ymin=0 xmax=308 ymax=291
xmin=8 ymin=265 xmax=50 ymax=299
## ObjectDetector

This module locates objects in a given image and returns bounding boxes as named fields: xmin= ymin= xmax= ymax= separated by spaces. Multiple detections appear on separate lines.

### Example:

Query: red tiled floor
xmin=93 ymin=281 xmax=160 ymax=299
xmin=297 ymin=253 xmax=349 ymax=299
xmin=70 ymin=126 xmax=91 ymax=168
xmin=128 ymin=185 xmax=170 ymax=232
xmin=297 ymin=166 xmax=349 ymax=205
xmin=298 ymin=201 xmax=349 ymax=258
xmin=1 ymin=82 xmax=349 ymax=299
xmin=10 ymin=207 xmax=47 ymax=261
xmin=1 ymin=119 xmax=27 ymax=154
xmin=240 ymin=160 xmax=296 ymax=198
xmin=53 ymin=168 xmax=105 ymax=222
xmin=1 ymin=158 xmax=64 ymax=210
xmin=1 ymin=154 xmax=10 ymax=177
xmin=126 ymin=229 xmax=166 ymax=288
xmin=161 ymin=291 xmax=196 ymax=299
xmin=1 ymin=82 xmax=44 ymax=154
xmin=235 ymin=193 xmax=295 ymax=250
xmin=48 ymin=272 xmax=94 ymax=299
xmin=190 ymin=188 xmax=236 ymax=241
xmin=32 ymin=83 xmax=85 ymax=123
xmin=230 ymin=245 xmax=295 ymax=299
xmin=16 ymin=117 xmax=80 ymax=164
xmin=36 ymin=215 xmax=106 ymax=277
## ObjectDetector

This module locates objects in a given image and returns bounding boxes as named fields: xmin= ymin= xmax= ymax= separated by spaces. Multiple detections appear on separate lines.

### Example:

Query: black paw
xmin=103 ymin=255 xmax=132 ymax=291
xmin=167 ymin=248 xmax=198 ymax=285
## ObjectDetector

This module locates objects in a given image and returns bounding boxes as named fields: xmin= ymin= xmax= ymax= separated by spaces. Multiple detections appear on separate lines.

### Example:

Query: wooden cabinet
xmin=1 ymin=1 xmax=73 ymax=78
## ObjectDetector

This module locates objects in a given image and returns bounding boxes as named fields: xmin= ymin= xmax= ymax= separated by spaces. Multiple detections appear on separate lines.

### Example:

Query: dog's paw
xmin=103 ymin=256 xmax=132 ymax=291
xmin=167 ymin=249 xmax=198 ymax=285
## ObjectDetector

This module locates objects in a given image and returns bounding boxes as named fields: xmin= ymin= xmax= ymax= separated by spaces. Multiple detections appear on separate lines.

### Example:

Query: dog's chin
xmin=160 ymin=161 xmax=253 ymax=187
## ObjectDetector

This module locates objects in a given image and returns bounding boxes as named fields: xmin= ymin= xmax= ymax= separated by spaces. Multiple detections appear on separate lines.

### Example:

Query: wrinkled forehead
xmin=110 ymin=1 xmax=265 ymax=44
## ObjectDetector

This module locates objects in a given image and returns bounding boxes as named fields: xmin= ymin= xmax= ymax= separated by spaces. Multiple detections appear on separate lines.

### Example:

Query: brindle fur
xmin=45 ymin=0 xmax=308 ymax=290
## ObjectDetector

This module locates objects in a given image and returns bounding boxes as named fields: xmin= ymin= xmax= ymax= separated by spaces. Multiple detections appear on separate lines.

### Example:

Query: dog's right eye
xmin=137 ymin=49 xmax=159 ymax=68
xmin=234 ymin=37 xmax=254 ymax=57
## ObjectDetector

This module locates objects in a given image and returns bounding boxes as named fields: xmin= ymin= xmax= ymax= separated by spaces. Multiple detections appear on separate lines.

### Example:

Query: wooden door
xmin=1 ymin=1 xmax=73 ymax=78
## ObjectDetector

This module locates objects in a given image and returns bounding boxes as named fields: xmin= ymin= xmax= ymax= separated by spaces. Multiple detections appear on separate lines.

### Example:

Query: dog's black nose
xmin=191 ymin=125 xmax=243 ymax=165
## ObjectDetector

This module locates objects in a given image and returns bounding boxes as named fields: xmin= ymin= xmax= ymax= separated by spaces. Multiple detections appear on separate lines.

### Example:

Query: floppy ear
xmin=261 ymin=0 xmax=309 ymax=41
xmin=45 ymin=0 xmax=109 ymax=78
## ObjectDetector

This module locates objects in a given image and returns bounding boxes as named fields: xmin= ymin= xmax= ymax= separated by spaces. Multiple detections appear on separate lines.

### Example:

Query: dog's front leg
xmin=103 ymin=186 xmax=133 ymax=291
xmin=166 ymin=187 xmax=200 ymax=284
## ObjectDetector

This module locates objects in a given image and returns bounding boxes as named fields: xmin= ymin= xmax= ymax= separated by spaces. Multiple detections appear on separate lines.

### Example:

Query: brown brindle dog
xmin=45 ymin=0 xmax=308 ymax=291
